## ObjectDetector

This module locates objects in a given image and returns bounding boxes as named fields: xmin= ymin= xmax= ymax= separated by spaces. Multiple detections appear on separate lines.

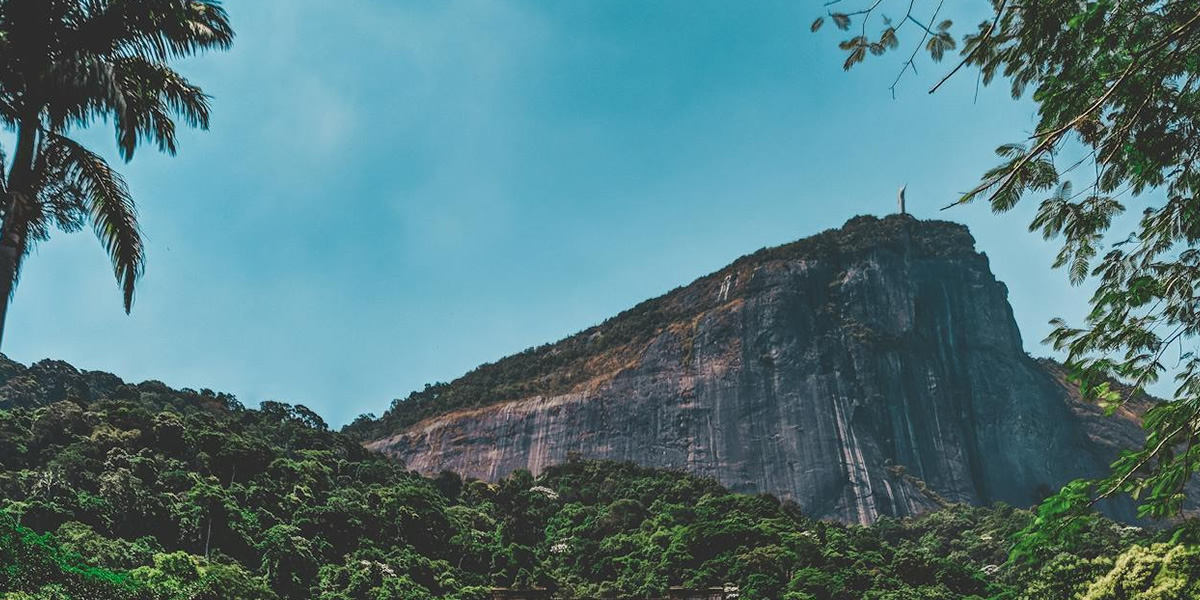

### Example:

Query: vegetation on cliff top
xmin=346 ymin=216 xmax=979 ymax=440
xmin=2 ymin=355 xmax=1199 ymax=599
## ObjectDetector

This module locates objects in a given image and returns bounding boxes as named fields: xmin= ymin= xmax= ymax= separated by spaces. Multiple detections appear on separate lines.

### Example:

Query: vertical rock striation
xmin=366 ymin=215 xmax=1140 ymax=523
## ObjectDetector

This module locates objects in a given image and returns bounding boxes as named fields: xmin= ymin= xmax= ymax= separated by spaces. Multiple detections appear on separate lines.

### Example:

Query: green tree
xmin=0 ymin=0 xmax=233 ymax=348
xmin=813 ymin=0 xmax=1200 ymax=521
xmin=3 ymin=360 xmax=1165 ymax=600
xmin=258 ymin=524 xmax=319 ymax=598
xmin=1079 ymin=543 xmax=1200 ymax=600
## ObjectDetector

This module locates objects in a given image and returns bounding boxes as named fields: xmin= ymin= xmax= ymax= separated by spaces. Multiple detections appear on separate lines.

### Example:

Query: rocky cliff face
xmin=367 ymin=215 xmax=1144 ymax=523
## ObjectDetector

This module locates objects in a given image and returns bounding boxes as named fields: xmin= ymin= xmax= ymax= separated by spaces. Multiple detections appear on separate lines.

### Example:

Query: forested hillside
xmin=1 ymin=356 xmax=1198 ymax=599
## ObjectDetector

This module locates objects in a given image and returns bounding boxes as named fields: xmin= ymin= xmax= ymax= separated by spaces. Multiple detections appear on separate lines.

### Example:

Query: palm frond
xmin=33 ymin=133 xmax=88 ymax=234
xmin=112 ymin=56 xmax=210 ymax=158
xmin=0 ymin=193 xmax=38 ymax=293
xmin=0 ymin=0 xmax=229 ymax=321
xmin=0 ymin=142 xmax=7 ymax=198
xmin=42 ymin=52 xmax=125 ymax=131
xmin=69 ymin=0 xmax=234 ymax=60
xmin=43 ymin=55 xmax=210 ymax=160
xmin=43 ymin=132 xmax=144 ymax=312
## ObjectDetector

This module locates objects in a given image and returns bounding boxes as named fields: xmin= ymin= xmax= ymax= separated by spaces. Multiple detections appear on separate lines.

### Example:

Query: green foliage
xmin=0 ymin=0 xmax=234 ymax=334
xmin=813 ymin=0 xmax=1200 ymax=527
xmin=0 ymin=513 xmax=146 ymax=599
xmin=1079 ymin=543 xmax=1200 ymax=599
xmin=1 ymin=355 xmax=1199 ymax=598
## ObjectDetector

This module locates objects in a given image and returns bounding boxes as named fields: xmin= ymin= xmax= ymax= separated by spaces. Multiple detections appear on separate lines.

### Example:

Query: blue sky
xmin=6 ymin=1 xmax=1097 ymax=426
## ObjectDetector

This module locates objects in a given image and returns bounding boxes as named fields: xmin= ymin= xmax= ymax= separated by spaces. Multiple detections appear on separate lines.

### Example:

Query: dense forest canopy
xmin=1 ymin=355 xmax=1200 ymax=599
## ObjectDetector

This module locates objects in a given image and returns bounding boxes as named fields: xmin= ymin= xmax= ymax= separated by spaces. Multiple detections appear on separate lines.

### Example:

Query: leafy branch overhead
xmin=816 ymin=0 xmax=1200 ymax=522
xmin=812 ymin=2 xmax=955 ymax=76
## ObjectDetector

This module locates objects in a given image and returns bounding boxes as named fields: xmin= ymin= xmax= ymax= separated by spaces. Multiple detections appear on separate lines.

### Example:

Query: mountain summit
xmin=363 ymin=215 xmax=1144 ymax=523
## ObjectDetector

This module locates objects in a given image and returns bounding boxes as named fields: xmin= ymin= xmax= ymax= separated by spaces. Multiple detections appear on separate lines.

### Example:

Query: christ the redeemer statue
xmin=898 ymin=184 xmax=907 ymax=215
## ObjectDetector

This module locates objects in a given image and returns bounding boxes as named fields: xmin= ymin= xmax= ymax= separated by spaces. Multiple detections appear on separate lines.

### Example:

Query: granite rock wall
xmin=368 ymin=216 xmax=1140 ymax=523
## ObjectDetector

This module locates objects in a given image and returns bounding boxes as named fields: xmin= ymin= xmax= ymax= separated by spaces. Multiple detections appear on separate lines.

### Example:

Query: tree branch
xmin=929 ymin=0 xmax=1008 ymax=95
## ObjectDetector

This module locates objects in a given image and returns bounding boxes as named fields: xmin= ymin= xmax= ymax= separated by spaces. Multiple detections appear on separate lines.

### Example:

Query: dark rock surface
xmin=368 ymin=215 xmax=1145 ymax=523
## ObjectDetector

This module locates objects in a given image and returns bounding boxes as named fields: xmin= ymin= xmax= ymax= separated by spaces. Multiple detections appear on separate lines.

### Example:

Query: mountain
xmin=361 ymin=214 xmax=1150 ymax=524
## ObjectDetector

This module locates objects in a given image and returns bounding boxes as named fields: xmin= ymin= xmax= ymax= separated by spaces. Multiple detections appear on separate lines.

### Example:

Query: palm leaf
xmin=43 ymin=133 xmax=144 ymax=312
xmin=111 ymin=56 xmax=210 ymax=159
xmin=32 ymin=137 xmax=87 ymax=235
xmin=44 ymin=55 xmax=211 ymax=160
xmin=69 ymin=0 xmax=234 ymax=60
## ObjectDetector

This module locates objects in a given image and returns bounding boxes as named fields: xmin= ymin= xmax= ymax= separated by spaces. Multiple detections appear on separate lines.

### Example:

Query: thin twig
xmin=939 ymin=49 xmax=1151 ymax=211
xmin=890 ymin=0 xmax=944 ymax=98
xmin=1092 ymin=402 xmax=1200 ymax=504
xmin=929 ymin=0 xmax=1008 ymax=94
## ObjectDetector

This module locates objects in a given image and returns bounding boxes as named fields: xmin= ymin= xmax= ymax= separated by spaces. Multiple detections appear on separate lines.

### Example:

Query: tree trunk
xmin=204 ymin=515 xmax=212 ymax=558
xmin=0 ymin=117 xmax=40 ymax=350
xmin=0 ymin=259 xmax=14 ymax=351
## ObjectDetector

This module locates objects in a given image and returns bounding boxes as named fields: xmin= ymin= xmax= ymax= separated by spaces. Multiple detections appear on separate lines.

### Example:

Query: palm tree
xmin=0 ymin=0 xmax=233 ymax=348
